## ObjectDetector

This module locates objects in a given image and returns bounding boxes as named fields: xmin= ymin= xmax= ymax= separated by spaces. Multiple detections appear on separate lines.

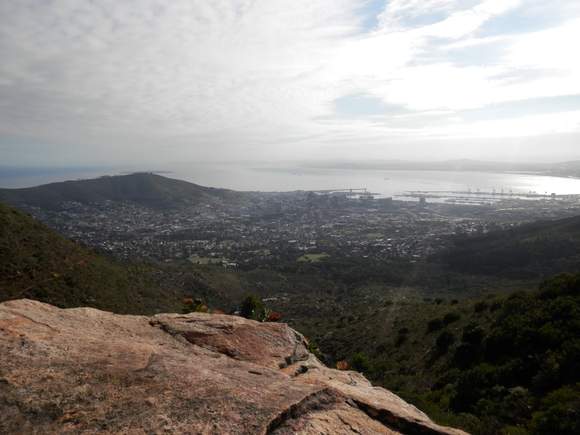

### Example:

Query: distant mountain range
xmin=0 ymin=172 xmax=251 ymax=210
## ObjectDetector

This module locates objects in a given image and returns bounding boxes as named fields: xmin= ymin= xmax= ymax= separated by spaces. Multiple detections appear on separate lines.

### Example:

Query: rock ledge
xmin=0 ymin=299 xmax=467 ymax=434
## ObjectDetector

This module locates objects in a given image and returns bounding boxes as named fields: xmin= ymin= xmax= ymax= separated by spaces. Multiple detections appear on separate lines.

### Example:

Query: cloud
xmin=0 ymin=1 xmax=358 ymax=161
xmin=0 ymin=0 xmax=579 ymax=165
xmin=321 ymin=0 xmax=580 ymax=156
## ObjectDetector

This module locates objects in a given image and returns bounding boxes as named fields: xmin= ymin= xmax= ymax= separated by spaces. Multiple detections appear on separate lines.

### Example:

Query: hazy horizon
xmin=4 ymin=159 xmax=580 ymax=194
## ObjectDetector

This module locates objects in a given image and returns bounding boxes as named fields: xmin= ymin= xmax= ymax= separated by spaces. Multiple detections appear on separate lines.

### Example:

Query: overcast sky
xmin=1 ymin=0 xmax=580 ymax=166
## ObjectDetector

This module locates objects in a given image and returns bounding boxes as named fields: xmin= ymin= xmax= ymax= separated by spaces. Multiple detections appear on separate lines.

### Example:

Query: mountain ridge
xmin=0 ymin=172 xmax=250 ymax=210
xmin=436 ymin=214 xmax=580 ymax=278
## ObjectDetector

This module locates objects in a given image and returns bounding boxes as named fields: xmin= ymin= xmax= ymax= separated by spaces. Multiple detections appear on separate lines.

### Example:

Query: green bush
xmin=530 ymin=384 xmax=580 ymax=435
xmin=351 ymin=352 xmax=371 ymax=373
xmin=443 ymin=312 xmax=461 ymax=325
xmin=395 ymin=334 xmax=408 ymax=347
xmin=239 ymin=294 xmax=266 ymax=321
xmin=427 ymin=318 xmax=444 ymax=333
xmin=462 ymin=323 xmax=485 ymax=346
xmin=436 ymin=331 xmax=455 ymax=353
xmin=453 ymin=343 xmax=479 ymax=369
xmin=474 ymin=301 xmax=489 ymax=313
xmin=451 ymin=363 xmax=499 ymax=413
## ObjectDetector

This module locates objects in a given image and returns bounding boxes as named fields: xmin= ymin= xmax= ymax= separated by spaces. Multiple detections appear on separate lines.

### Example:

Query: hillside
xmin=436 ymin=215 xmax=580 ymax=279
xmin=0 ymin=172 xmax=249 ymax=209
xmin=292 ymin=274 xmax=580 ymax=435
xmin=0 ymin=202 xmax=182 ymax=314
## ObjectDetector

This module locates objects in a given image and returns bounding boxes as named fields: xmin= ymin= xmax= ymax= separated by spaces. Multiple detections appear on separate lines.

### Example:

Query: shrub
xmin=182 ymin=297 xmax=208 ymax=314
xmin=453 ymin=343 xmax=479 ymax=369
xmin=451 ymin=364 xmax=499 ymax=413
xmin=443 ymin=312 xmax=461 ymax=325
xmin=427 ymin=318 xmax=444 ymax=333
xmin=307 ymin=340 xmax=323 ymax=360
xmin=239 ymin=294 xmax=266 ymax=321
xmin=436 ymin=331 xmax=456 ymax=353
xmin=474 ymin=301 xmax=489 ymax=313
xmin=375 ymin=343 xmax=387 ymax=354
xmin=395 ymin=334 xmax=408 ymax=347
xmin=351 ymin=352 xmax=371 ymax=373
xmin=539 ymin=273 xmax=580 ymax=300
xmin=462 ymin=323 xmax=485 ymax=346
xmin=531 ymin=384 xmax=580 ymax=435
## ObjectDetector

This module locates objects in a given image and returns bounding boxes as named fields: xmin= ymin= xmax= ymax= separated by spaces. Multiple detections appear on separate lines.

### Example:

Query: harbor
xmin=397 ymin=189 xmax=580 ymax=205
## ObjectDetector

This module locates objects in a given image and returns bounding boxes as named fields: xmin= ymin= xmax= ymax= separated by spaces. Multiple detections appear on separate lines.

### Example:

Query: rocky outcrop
xmin=0 ymin=299 xmax=467 ymax=434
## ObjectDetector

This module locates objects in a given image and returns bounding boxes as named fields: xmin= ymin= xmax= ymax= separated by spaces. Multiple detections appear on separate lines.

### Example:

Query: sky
xmin=1 ymin=0 xmax=580 ymax=166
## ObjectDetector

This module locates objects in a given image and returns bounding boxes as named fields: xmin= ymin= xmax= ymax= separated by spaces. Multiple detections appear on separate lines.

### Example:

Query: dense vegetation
xmin=298 ymin=274 xmax=580 ymax=435
xmin=437 ymin=215 xmax=580 ymax=279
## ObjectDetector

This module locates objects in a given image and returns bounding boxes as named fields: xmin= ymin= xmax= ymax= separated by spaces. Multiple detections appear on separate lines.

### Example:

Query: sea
xmin=3 ymin=163 xmax=580 ymax=203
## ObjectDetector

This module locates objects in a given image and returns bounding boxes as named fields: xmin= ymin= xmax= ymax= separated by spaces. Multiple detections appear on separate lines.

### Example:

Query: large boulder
xmin=0 ymin=299 xmax=467 ymax=434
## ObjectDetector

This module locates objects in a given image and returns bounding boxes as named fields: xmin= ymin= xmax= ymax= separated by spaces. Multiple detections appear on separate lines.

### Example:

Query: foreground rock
xmin=0 ymin=300 xmax=467 ymax=434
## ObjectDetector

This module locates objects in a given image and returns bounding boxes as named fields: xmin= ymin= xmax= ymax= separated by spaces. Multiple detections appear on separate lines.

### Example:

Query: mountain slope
xmin=436 ymin=215 xmax=580 ymax=278
xmin=302 ymin=274 xmax=580 ymax=434
xmin=0 ymin=202 xmax=181 ymax=313
xmin=0 ymin=172 xmax=249 ymax=209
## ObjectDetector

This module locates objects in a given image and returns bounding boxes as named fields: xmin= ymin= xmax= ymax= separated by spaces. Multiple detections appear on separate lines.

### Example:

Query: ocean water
xmin=167 ymin=164 xmax=580 ymax=198
xmin=3 ymin=163 xmax=580 ymax=200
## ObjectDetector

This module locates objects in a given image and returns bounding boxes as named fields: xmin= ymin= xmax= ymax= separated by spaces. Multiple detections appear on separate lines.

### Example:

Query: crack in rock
xmin=352 ymin=399 xmax=451 ymax=435
xmin=265 ymin=388 xmax=343 ymax=435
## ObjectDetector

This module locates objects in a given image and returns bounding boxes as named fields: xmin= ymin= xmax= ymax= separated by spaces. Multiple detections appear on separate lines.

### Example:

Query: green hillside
xmin=293 ymin=274 xmax=580 ymax=435
xmin=437 ymin=216 xmax=580 ymax=279
xmin=0 ymin=172 xmax=249 ymax=209
xmin=0 ymin=202 xmax=182 ymax=314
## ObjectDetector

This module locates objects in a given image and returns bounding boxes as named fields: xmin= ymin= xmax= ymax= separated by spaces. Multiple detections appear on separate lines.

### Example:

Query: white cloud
xmin=331 ymin=1 xmax=580 ymax=133
xmin=0 ymin=1 xmax=359 ymax=159
xmin=0 ymin=0 xmax=579 ymax=164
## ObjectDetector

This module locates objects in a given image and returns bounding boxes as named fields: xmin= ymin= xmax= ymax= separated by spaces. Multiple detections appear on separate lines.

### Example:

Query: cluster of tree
xmin=331 ymin=274 xmax=579 ymax=435
xmin=413 ymin=275 xmax=579 ymax=434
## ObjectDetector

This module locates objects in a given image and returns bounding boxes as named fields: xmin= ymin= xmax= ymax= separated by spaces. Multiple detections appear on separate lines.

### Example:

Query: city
xmin=23 ymin=188 xmax=580 ymax=268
